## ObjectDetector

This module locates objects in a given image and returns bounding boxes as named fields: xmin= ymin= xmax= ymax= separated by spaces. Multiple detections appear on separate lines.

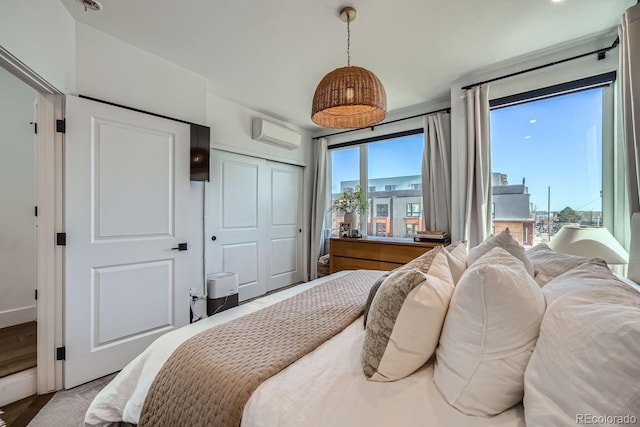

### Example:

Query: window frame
xmin=488 ymin=72 xmax=616 ymax=242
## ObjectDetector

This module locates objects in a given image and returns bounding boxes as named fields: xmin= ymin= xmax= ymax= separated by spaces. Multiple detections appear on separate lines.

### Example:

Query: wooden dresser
xmin=329 ymin=237 xmax=447 ymax=273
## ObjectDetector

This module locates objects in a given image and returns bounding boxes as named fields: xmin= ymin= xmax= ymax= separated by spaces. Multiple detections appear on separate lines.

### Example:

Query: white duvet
xmin=85 ymin=271 xmax=525 ymax=427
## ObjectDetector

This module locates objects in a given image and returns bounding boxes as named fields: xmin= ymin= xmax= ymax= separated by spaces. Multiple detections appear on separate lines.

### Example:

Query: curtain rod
xmin=461 ymin=37 xmax=619 ymax=91
xmin=312 ymin=107 xmax=450 ymax=140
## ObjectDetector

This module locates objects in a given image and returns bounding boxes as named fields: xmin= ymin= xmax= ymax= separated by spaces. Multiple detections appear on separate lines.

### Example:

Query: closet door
xmin=208 ymin=150 xmax=269 ymax=301
xmin=207 ymin=151 xmax=304 ymax=301
xmin=64 ymin=96 xmax=190 ymax=388
xmin=267 ymin=161 xmax=303 ymax=292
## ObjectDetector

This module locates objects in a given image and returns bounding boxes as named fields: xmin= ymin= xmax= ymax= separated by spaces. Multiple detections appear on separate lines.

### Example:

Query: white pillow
xmin=526 ymin=243 xmax=607 ymax=286
xmin=468 ymin=229 xmax=534 ymax=276
xmin=444 ymin=240 xmax=468 ymax=284
xmin=434 ymin=247 xmax=545 ymax=416
xmin=524 ymin=263 xmax=640 ymax=425
xmin=363 ymin=246 xmax=455 ymax=382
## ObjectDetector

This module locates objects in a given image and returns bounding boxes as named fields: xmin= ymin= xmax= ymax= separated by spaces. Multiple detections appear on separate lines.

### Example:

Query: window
xmin=367 ymin=134 xmax=423 ymax=237
xmin=406 ymin=222 xmax=419 ymax=236
xmin=376 ymin=204 xmax=389 ymax=217
xmin=329 ymin=147 xmax=360 ymax=236
xmin=491 ymin=86 xmax=606 ymax=247
xmin=329 ymin=131 xmax=424 ymax=238
xmin=406 ymin=203 xmax=421 ymax=217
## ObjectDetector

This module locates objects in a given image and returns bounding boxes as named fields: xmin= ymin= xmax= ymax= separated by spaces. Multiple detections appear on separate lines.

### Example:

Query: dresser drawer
xmin=331 ymin=239 xmax=380 ymax=259
xmin=378 ymin=244 xmax=431 ymax=264
xmin=329 ymin=237 xmax=446 ymax=274
xmin=330 ymin=256 xmax=381 ymax=273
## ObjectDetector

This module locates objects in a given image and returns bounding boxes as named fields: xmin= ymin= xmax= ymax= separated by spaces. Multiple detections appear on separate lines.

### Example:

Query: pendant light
xmin=311 ymin=7 xmax=387 ymax=129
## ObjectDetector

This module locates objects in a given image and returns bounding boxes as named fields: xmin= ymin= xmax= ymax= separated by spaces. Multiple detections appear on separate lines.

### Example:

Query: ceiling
xmin=60 ymin=0 xmax=633 ymax=130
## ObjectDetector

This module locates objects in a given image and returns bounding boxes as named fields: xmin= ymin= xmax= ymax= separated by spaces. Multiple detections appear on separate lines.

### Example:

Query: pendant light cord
xmin=346 ymin=15 xmax=351 ymax=67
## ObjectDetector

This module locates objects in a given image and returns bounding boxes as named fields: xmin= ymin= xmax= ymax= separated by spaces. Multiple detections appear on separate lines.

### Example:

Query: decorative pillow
xmin=468 ymin=229 xmax=534 ymax=276
xmin=434 ymin=247 xmax=545 ymax=416
xmin=444 ymin=240 xmax=468 ymax=284
xmin=363 ymin=273 xmax=390 ymax=328
xmin=362 ymin=246 xmax=454 ymax=382
xmin=526 ymin=243 xmax=607 ymax=286
xmin=524 ymin=263 xmax=640 ymax=425
xmin=404 ymin=241 xmax=467 ymax=284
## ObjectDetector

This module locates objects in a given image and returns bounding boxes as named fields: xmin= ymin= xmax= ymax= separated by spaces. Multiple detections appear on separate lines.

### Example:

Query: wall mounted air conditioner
xmin=252 ymin=118 xmax=301 ymax=150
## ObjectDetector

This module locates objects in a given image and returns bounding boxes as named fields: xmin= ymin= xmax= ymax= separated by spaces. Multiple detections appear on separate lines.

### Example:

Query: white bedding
xmin=85 ymin=271 xmax=525 ymax=427
xmin=244 ymin=320 xmax=524 ymax=427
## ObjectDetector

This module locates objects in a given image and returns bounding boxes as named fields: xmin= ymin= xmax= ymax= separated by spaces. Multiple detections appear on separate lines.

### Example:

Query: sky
xmin=331 ymin=134 xmax=423 ymax=193
xmin=491 ymin=88 xmax=603 ymax=212
xmin=331 ymin=87 xmax=603 ymax=213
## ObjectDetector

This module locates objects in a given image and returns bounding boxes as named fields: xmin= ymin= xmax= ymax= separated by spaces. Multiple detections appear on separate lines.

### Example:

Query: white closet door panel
xmin=271 ymin=169 xmax=299 ymax=226
xmin=208 ymin=151 xmax=269 ymax=301
xmin=222 ymin=161 xmax=258 ymax=229
xmin=267 ymin=162 xmax=303 ymax=291
xmin=222 ymin=242 xmax=259 ymax=288
xmin=271 ymin=238 xmax=297 ymax=276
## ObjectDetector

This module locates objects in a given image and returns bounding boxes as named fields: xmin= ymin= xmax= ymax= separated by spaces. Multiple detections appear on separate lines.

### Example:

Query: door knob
xmin=211 ymin=235 xmax=217 ymax=241
xmin=171 ymin=243 xmax=188 ymax=251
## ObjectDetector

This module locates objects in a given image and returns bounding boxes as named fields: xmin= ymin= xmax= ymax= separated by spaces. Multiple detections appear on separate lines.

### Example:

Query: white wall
xmin=0 ymin=0 xmax=75 ymax=93
xmin=207 ymin=91 xmax=311 ymax=167
xmin=0 ymin=67 xmax=37 ymax=328
xmin=449 ymin=30 xmax=621 ymax=242
xmin=314 ymin=99 xmax=450 ymax=147
xmin=75 ymin=23 xmax=208 ymax=125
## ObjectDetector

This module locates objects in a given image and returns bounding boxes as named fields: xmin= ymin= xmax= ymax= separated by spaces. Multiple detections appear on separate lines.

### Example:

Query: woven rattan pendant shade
xmin=311 ymin=66 xmax=387 ymax=129
xmin=311 ymin=6 xmax=387 ymax=129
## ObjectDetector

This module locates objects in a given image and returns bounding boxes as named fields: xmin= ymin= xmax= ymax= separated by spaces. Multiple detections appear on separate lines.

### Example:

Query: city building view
xmin=331 ymin=176 xmax=423 ymax=238
xmin=331 ymin=171 xmax=603 ymax=247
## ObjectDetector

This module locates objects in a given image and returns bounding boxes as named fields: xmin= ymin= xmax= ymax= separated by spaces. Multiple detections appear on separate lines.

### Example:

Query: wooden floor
xmin=0 ymin=393 xmax=54 ymax=427
xmin=0 ymin=321 xmax=37 ymax=379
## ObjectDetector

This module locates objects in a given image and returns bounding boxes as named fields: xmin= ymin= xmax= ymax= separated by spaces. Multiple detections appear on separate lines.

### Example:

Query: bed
xmin=85 ymin=229 xmax=640 ymax=427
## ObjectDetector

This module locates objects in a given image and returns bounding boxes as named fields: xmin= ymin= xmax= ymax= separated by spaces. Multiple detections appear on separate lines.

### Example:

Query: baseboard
xmin=0 ymin=367 xmax=37 ymax=406
xmin=0 ymin=306 xmax=36 ymax=329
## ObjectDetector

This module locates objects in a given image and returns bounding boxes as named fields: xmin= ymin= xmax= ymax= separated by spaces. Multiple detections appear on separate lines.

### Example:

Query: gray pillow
xmin=363 ymin=273 xmax=389 ymax=328
xmin=363 ymin=247 xmax=455 ymax=382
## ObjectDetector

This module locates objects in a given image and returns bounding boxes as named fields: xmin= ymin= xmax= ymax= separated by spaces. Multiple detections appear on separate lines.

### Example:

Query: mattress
xmin=85 ymin=271 xmax=525 ymax=426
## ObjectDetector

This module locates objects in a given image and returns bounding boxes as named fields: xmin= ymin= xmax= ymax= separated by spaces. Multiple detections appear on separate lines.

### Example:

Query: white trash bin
xmin=206 ymin=272 xmax=239 ymax=315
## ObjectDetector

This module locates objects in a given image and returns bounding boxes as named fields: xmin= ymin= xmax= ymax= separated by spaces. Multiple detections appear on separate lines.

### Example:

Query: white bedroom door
xmin=267 ymin=161 xmax=303 ymax=292
xmin=64 ymin=95 xmax=190 ymax=388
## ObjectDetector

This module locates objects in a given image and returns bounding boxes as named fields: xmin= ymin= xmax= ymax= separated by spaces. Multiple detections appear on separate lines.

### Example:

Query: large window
xmin=491 ymin=86 xmax=605 ymax=247
xmin=329 ymin=131 xmax=424 ymax=238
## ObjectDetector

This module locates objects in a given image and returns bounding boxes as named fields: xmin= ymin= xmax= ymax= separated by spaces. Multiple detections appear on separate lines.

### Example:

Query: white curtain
xmin=422 ymin=112 xmax=452 ymax=234
xmin=309 ymin=137 xmax=328 ymax=280
xmin=621 ymin=4 xmax=640 ymax=215
xmin=464 ymin=85 xmax=492 ymax=247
